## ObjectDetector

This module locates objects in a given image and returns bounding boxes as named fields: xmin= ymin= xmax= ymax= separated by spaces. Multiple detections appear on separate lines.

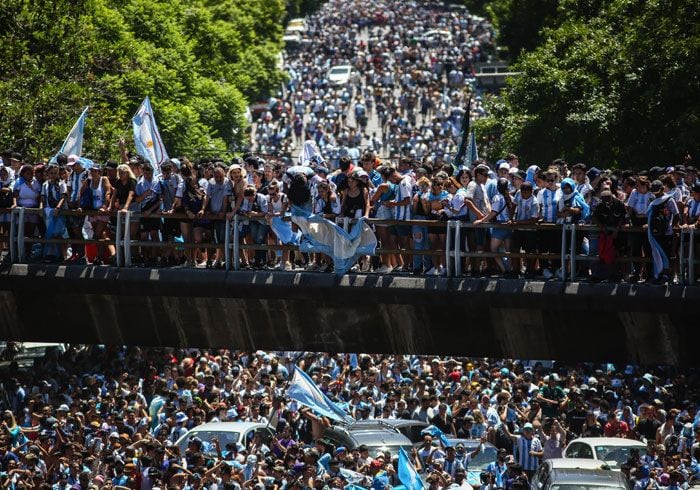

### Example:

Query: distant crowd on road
xmin=254 ymin=0 xmax=494 ymax=162
xmin=0 ymin=344 xmax=699 ymax=489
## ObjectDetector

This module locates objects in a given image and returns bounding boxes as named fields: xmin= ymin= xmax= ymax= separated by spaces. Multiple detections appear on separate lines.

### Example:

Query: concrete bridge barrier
xmin=0 ymin=265 xmax=697 ymax=365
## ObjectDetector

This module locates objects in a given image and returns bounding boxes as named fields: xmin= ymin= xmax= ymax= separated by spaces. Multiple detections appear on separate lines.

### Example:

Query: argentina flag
xmin=287 ymin=366 xmax=352 ymax=424
xmin=50 ymin=106 xmax=88 ymax=163
xmin=132 ymin=96 xmax=169 ymax=172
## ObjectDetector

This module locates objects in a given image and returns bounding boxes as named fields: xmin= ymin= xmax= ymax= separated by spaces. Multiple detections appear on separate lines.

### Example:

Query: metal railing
xmin=3 ymin=207 xmax=699 ymax=284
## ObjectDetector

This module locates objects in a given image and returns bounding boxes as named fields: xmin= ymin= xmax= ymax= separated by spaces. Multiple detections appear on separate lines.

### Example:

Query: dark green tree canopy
xmin=475 ymin=0 xmax=699 ymax=168
xmin=0 ymin=0 xmax=286 ymax=161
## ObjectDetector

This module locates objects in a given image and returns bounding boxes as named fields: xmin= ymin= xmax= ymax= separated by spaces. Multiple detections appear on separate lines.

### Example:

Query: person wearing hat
xmin=501 ymin=422 xmax=542 ymax=480
xmin=169 ymin=412 xmax=188 ymax=443
xmin=646 ymin=179 xmax=679 ymax=284
xmin=65 ymin=156 xmax=91 ymax=264
xmin=537 ymin=373 xmax=566 ymax=419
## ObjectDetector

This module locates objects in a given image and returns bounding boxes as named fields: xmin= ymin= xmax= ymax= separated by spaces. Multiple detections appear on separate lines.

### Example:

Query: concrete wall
xmin=0 ymin=265 xmax=698 ymax=365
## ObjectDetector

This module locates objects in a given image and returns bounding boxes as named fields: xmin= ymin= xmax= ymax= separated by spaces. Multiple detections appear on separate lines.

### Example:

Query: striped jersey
xmin=395 ymin=175 xmax=413 ymax=220
xmin=515 ymin=435 xmax=542 ymax=471
xmin=626 ymin=189 xmax=652 ymax=216
xmin=514 ymin=193 xmax=539 ymax=221
xmin=688 ymin=198 xmax=700 ymax=223
xmin=537 ymin=188 xmax=558 ymax=223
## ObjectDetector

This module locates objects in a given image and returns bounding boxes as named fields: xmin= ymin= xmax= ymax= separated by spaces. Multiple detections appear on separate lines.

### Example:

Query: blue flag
xmin=398 ymin=448 xmax=423 ymax=490
xmin=287 ymin=366 xmax=352 ymax=424
xmin=132 ymin=96 xmax=169 ymax=173
xmin=51 ymin=106 xmax=88 ymax=163
xmin=421 ymin=425 xmax=452 ymax=447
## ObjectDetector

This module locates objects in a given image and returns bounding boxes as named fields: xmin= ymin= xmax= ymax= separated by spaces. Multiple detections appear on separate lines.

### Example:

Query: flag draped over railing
xmin=132 ymin=96 xmax=169 ymax=173
xmin=287 ymin=366 xmax=353 ymax=424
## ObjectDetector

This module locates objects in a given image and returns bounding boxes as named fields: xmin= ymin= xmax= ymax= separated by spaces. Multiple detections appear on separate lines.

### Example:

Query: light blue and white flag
xmin=132 ymin=96 xmax=169 ymax=172
xmin=398 ymin=447 xmax=423 ymax=490
xmin=421 ymin=425 xmax=452 ymax=447
xmin=295 ymin=214 xmax=377 ymax=274
xmin=647 ymin=194 xmax=672 ymax=279
xmin=271 ymin=205 xmax=377 ymax=275
xmin=287 ymin=366 xmax=353 ymax=424
xmin=51 ymin=106 xmax=88 ymax=163
xmin=298 ymin=139 xmax=324 ymax=166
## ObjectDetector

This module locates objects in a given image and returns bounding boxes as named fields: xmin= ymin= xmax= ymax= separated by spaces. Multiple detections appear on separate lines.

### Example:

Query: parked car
xmin=530 ymin=458 xmax=628 ymax=489
xmin=350 ymin=419 xmax=428 ymax=444
xmin=563 ymin=437 xmax=647 ymax=470
xmin=174 ymin=422 xmax=274 ymax=456
xmin=322 ymin=423 xmax=413 ymax=458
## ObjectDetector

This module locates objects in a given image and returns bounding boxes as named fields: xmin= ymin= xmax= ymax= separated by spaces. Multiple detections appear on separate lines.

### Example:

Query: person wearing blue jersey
xmin=536 ymin=170 xmax=560 ymax=279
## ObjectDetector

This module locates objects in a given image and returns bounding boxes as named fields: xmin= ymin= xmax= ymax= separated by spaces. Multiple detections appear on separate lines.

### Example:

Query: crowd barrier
xmin=2 ymin=207 xmax=698 ymax=284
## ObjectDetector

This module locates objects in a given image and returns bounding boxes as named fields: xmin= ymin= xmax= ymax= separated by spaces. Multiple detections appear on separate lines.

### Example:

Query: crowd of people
xmin=0 ymin=344 xmax=699 ymax=489
xmin=253 ymin=0 xmax=494 ymax=163
xmin=1 ymin=144 xmax=699 ymax=284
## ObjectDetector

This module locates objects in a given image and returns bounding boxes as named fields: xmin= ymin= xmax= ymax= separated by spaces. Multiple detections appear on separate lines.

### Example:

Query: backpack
xmin=0 ymin=186 xmax=12 ymax=208
xmin=649 ymin=197 xmax=671 ymax=235
xmin=79 ymin=181 xmax=95 ymax=210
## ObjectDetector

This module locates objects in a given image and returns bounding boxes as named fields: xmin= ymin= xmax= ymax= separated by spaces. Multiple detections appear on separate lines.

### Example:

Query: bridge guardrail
xmin=4 ymin=207 xmax=699 ymax=284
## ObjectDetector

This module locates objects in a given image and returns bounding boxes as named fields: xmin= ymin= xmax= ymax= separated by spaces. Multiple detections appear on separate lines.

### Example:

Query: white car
xmin=563 ymin=437 xmax=647 ymax=470
xmin=327 ymin=65 xmax=357 ymax=86
xmin=174 ymin=422 xmax=274 ymax=456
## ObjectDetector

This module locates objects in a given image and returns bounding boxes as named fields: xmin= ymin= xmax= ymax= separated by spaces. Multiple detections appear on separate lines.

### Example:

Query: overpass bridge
xmin=0 ymin=265 xmax=696 ymax=366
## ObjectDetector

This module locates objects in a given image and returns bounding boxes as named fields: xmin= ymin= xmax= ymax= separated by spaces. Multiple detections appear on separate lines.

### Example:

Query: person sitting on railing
xmin=370 ymin=165 xmax=399 ymax=274
xmin=0 ymin=166 xmax=15 ymax=261
xmin=557 ymin=177 xmax=590 ymax=279
xmin=266 ymin=180 xmax=292 ymax=271
xmin=626 ymin=176 xmax=653 ymax=282
xmin=238 ymin=185 xmax=269 ymax=269
xmin=135 ymin=163 xmax=162 ymax=268
xmin=682 ymin=184 xmax=700 ymax=281
xmin=592 ymin=189 xmax=627 ymax=282
xmin=177 ymin=174 xmax=209 ymax=268
xmin=40 ymin=164 xmax=67 ymax=263
xmin=65 ymin=156 xmax=91 ymax=265
xmin=200 ymin=165 xmax=231 ymax=269
xmin=473 ymin=178 xmax=516 ymax=278
xmin=511 ymin=181 xmax=539 ymax=279
xmin=13 ymin=164 xmax=42 ymax=262
xmin=81 ymin=164 xmax=114 ymax=266
xmin=422 ymin=177 xmax=451 ymax=276
xmin=463 ymin=164 xmax=491 ymax=275
xmin=646 ymin=180 xmax=680 ymax=285
xmin=536 ymin=170 xmax=560 ymax=280
xmin=342 ymin=170 xmax=371 ymax=273
xmin=107 ymin=163 xmax=137 ymax=263
xmin=158 ymin=160 xmax=183 ymax=267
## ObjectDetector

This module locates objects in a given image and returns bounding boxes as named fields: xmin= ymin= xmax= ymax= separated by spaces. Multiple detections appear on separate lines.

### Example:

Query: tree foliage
xmin=481 ymin=0 xmax=700 ymax=168
xmin=0 ymin=0 xmax=286 ymax=160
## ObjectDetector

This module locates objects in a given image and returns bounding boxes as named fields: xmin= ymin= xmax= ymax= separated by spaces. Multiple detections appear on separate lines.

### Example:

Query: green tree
xmin=0 ymin=0 xmax=285 ymax=161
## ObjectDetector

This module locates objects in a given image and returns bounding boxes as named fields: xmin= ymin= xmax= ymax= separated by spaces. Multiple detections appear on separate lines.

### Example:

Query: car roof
xmin=570 ymin=438 xmax=647 ymax=447
xmin=550 ymin=468 xmax=625 ymax=484
xmin=326 ymin=425 xmax=413 ymax=447
xmin=185 ymin=422 xmax=268 ymax=433
xmin=446 ymin=438 xmax=497 ymax=449
xmin=352 ymin=419 xmax=427 ymax=429
xmin=547 ymin=458 xmax=611 ymax=470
